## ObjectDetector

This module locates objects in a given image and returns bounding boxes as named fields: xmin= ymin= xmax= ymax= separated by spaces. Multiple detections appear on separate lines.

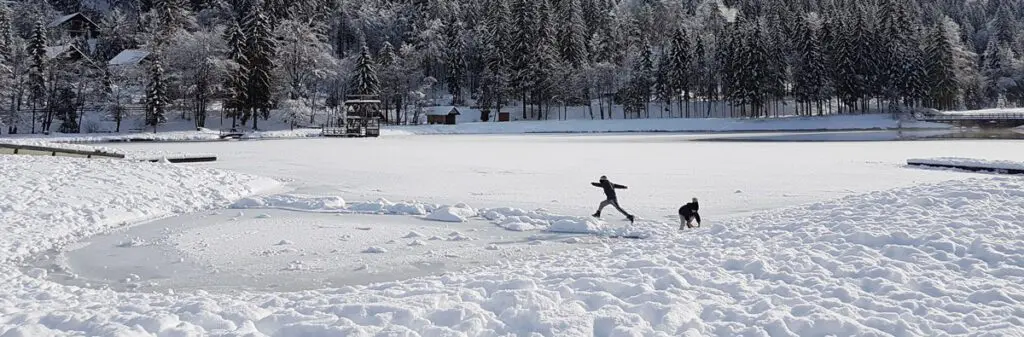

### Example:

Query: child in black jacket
xmin=678 ymin=198 xmax=700 ymax=229
xmin=591 ymin=175 xmax=635 ymax=223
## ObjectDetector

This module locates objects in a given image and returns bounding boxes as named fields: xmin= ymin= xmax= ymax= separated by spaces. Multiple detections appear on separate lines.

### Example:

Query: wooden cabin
xmin=426 ymin=107 xmax=460 ymax=125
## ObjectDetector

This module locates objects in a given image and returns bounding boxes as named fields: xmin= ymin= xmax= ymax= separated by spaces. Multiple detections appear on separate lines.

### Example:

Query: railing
xmin=0 ymin=143 xmax=125 ymax=159
xmin=919 ymin=113 xmax=1024 ymax=121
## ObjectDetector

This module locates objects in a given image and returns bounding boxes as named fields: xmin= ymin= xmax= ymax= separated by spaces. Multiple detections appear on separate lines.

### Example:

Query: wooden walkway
xmin=918 ymin=113 xmax=1024 ymax=128
xmin=1 ymin=143 xmax=217 ymax=163
xmin=0 ymin=143 xmax=125 ymax=159
xmin=907 ymin=159 xmax=1024 ymax=175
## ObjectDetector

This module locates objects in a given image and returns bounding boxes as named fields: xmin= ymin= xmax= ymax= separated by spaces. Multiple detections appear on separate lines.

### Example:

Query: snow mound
xmin=362 ymin=246 xmax=387 ymax=254
xmin=402 ymin=231 xmax=423 ymax=238
xmin=424 ymin=203 xmax=478 ymax=222
xmin=481 ymin=207 xmax=606 ymax=234
xmin=908 ymin=157 xmax=1024 ymax=172
xmin=231 ymin=195 xmax=435 ymax=215
xmin=347 ymin=198 xmax=430 ymax=215
xmin=231 ymin=194 xmax=346 ymax=211
xmin=547 ymin=218 xmax=604 ymax=234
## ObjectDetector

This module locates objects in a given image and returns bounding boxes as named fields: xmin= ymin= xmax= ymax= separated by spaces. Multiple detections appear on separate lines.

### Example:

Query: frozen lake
xmin=105 ymin=134 xmax=1022 ymax=219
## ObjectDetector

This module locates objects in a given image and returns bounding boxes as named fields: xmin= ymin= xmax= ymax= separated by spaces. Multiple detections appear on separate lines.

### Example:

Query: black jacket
xmin=592 ymin=180 xmax=627 ymax=199
xmin=678 ymin=201 xmax=699 ymax=217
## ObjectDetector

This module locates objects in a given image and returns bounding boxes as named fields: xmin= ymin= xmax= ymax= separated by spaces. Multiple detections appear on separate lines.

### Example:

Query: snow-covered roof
xmin=426 ymin=106 xmax=460 ymax=116
xmin=344 ymin=99 xmax=381 ymax=104
xmin=47 ymin=12 xmax=97 ymax=29
xmin=47 ymin=13 xmax=80 ymax=28
xmin=109 ymin=49 xmax=151 ymax=66
xmin=44 ymin=45 xmax=72 ymax=59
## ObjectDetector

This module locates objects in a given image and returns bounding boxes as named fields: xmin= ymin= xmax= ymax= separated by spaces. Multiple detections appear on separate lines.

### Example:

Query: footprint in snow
xmin=275 ymin=240 xmax=293 ymax=246
xmin=356 ymin=227 xmax=372 ymax=231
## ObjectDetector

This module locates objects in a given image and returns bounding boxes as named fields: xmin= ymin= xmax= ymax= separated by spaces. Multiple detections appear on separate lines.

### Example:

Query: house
xmin=426 ymin=106 xmax=460 ymax=125
xmin=44 ymin=44 xmax=88 ymax=62
xmin=47 ymin=12 xmax=98 ymax=40
xmin=108 ymin=49 xmax=152 ymax=68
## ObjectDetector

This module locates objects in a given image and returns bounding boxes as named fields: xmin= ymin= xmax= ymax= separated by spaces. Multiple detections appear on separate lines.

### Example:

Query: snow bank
xmin=231 ymin=194 xmax=347 ymax=211
xmin=908 ymin=157 xmax=1024 ymax=172
xmin=424 ymin=203 xmax=478 ymax=222
xmin=386 ymin=114 xmax=949 ymax=135
xmin=231 ymin=195 xmax=433 ymax=215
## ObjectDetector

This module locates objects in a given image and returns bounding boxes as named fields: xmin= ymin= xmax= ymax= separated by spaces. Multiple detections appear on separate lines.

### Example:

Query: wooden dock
xmin=0 ymin=143 xmax=125 ymax=159
xmin=142 ymin=156 xmax=218 ymax=163
xmin=907 ymin=159 xmax=1024 ymax=175
xmin=917 ymin=112 xmax=1024 ymax=128
xmin=1 ymin=143 xmax=216 ymax=163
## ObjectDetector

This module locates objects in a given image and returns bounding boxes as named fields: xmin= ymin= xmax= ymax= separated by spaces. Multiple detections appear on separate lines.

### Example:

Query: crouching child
xmin=678 ymin=198 xmax=700 ymax=230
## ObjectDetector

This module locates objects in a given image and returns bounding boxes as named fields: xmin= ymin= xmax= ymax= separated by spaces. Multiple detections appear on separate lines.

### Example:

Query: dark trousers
xmin=596 ymin=198 xmax=631 ymax=217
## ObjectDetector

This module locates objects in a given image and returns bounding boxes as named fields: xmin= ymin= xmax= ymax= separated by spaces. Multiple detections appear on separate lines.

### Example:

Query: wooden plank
xmin=907 ymin=160 xmax=1024 ymax=175
xmin=145 ymin=156 xmax=217 ymax=163
xmin=0 ymin=143 xmax=125 ymax=158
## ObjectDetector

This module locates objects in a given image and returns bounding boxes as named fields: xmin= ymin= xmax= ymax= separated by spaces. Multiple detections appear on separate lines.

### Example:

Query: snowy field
xmin=2 ymin=134 xmax=1024 ymax=336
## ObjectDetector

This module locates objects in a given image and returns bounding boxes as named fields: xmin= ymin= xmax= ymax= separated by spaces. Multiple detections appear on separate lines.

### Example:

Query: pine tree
xmin=27 ymin=19 xmax=46 ymax=134
xmin=445 ymin=21 xmax=467 ymax=105
xmin=925 ymin=23 xmax=959 ymax=110
xmin=557 ymin=0 xmax=588 ymax=68
xmin=532 ymin=0 xmax=558 ymax=119
xmin=242 ymin=5 xmax=276 ymax=130
xmin=0 ymin=3 xmax=11 ymax=63
xmin=509 ymin=0 xmax=537 ymax=118
xmin=668 ymin=28 xmax=692 ymax=117
xmin=353 ymin=43 xmax=380 ymax=97
xmin=224 ymin=19 xmax=247 ymax=128
xmin=145 ymin=58 xmax=167 ymax=132
xmin=791 ymin=17 xmax=828 ymax=115
xmin=654 ymin=51 xmax=672 ymax=116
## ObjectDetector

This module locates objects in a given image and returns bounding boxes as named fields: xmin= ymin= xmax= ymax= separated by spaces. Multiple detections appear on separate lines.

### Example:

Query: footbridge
xmin=917 ymin=112 xmax=1024 ymax=128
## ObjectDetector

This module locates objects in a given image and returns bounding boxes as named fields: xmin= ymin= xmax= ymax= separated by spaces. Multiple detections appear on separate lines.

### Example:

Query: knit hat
xmin=600 ymin=175 xmax=608 ymax=181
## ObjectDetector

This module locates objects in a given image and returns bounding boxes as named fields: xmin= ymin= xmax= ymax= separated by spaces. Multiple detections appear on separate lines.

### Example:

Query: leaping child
xmin=591 ymin=175 xmax=635 ymax=223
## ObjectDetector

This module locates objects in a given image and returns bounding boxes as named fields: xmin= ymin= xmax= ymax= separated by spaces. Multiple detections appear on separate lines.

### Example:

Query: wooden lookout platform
xmin=917 ymin=112 xmax=1024 ymax=128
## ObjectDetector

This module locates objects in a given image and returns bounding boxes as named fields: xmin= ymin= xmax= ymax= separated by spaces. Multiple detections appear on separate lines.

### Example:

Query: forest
xmin=1 ymin=0 xmax=1023 ymax=133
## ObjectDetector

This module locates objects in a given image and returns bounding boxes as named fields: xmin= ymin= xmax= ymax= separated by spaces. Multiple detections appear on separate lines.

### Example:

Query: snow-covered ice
xmin=2 ymin=134 xmax=1024 ymax=336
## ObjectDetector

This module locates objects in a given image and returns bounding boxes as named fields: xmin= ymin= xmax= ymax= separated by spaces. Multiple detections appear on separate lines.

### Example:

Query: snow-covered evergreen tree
xmin=145 ymin=58 xmax=168 ymax=132
xmin=352 ymin=42 xmax=380 ymax=97
xmin=27 ymin=19 xmax=46 ymax=134
xmin=557 ymin=0 xmax=588 ymax=69
xmin=445 ymin=20 xmax=467 ymax=105
xmin=925 ymin=23 xmax=959 ymax=110
xmin=242 ymin=4 xmax=275 ymax=129
xmin=667 ymin=28 xmax=692 ymax=117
